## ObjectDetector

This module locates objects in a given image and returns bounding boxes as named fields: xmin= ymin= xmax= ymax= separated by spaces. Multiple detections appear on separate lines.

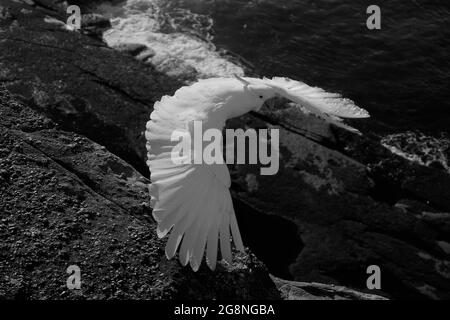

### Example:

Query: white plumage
xmin=145 ymin=76 xmax=369 ymax=271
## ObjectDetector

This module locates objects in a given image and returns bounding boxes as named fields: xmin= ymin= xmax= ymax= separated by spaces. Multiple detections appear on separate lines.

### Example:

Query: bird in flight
xmin=145 ymin=76 xmax=369 ymax=271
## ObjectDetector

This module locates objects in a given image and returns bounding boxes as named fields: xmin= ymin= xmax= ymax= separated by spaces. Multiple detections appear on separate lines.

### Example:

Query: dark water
xmin=163 ymin=0 xmax=450 ymax=136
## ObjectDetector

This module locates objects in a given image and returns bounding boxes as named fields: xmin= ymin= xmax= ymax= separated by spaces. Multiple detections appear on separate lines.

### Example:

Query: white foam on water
xmin=96 ymin=0 xmax=244 ymax=79
xmin=381 ymin=131 xmax=450 ymax=173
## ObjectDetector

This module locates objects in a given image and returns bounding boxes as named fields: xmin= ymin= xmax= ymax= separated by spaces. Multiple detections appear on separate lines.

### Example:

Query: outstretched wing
xmin=145 ymin=92 xmax=244 ymax=271
xmin=261 ymin=77 xmax=370 ymax=133
xmin=263 ymin=77 xmax=369 ymax=118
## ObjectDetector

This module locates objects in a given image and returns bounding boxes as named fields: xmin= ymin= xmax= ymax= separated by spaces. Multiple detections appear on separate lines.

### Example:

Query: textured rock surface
xmin=0 ymin=89 xmax=280 ymax=299
xmin=229 ymin=106 xmax=450 ymax=299
xmin=271 ymin=276 xmax=387 ymax=300
xmin=1 ymin=0 xmax=449 ymax=300
xmin=0 ymin=0 xmax=185 ymax=176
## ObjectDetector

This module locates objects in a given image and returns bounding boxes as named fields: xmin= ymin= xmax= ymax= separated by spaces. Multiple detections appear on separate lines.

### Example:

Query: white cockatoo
xmin=145 ymin=76 xmax=369 ymax=271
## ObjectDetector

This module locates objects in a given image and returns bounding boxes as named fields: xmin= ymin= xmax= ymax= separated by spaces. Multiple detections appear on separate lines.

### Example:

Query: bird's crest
xmin=233 ymin=74 xmax=250 ymax=88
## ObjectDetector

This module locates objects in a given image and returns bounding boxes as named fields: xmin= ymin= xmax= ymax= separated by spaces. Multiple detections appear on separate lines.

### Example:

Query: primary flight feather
xmin=145 ymin=76 xmax=369 ymax=271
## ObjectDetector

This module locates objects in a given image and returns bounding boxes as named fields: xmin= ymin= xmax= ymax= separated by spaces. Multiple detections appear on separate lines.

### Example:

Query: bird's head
xmin=228 ymin=75 xmax=279 ymax=116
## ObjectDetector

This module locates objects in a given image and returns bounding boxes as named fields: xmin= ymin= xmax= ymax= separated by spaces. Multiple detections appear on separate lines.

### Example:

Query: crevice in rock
xmin=20 ymin=94 xmax=149 ymax=177
xmin=5 ymin=37 xmax=75 ymax=54
xmin=367 ymin=175 xmax=403 ymax=205
xmin=30 ymin=0 xmax=58 ymax=13
xmin=250 ymin=110 xmax=336 ymax=149
xmin=70 ymin=63 xmax=152 ymax=108
xmin=52 ymin=157 xmax=132 ymax=213
xmin=10 ymin=128 xmax=132 ymax=215
xmin=232 ymin=197 xmax=303 ymax=280
xmin=0 ymin=78 xmax=21 ymax=84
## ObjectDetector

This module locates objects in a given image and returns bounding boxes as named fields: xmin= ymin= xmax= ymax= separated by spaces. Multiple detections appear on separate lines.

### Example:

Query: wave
xmin=95 ymin=0 xmax=450 ymax=175
xmin=95 ymin=0 xmax=244 ymax=79
xmin=382 ymin=131 xmax=450 ymax=173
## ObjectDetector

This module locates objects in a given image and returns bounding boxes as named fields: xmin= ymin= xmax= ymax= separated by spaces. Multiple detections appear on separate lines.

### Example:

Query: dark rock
xmin=0 ymin=89 xmax=280 ymax=299
xmin=226 ymin=109 xmax=450 ymax=299
xmin=114 ymin=43 xmax=150 ymax=56
xmin=79 ymin=13 xmax=111 ymax=39
xmin=81 ymin=13 xmax=110 ymax=29
xmin=0 ymin=0 xmax=185 ymax=177
xmin=0 ymin=6 xmax=14 ymax=20
xmin=2 ymin=0 xmax=450 ymax=300
xmin=271 ymin=276 xmax=387 ymax=300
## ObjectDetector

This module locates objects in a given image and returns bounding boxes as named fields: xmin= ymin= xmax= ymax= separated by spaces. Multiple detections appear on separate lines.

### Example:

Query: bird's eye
xmin=259 ymin=95 xmax=263 ymax=99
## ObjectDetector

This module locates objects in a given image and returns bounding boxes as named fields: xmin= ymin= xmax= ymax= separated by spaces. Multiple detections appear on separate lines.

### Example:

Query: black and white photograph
xmin=0 ymin=0 xmax=449 ymax=311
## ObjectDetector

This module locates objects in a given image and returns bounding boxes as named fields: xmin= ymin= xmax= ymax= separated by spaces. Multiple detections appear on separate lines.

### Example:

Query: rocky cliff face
xmin=0 ymin=88 xmax=282 ymax=299
xmin=228 ymin=108 xmax=450 ymax=299
xmin=1 ymin=0 xmax=449 ymax=300
xmin=0 ymin=1 xmax=280 ymax=300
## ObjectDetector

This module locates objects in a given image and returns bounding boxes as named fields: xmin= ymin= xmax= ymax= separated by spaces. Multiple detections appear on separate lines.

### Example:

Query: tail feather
xmin=165 ymin=213 xmax=188 ymax=259
xmin=230 ymin=207 xmax=245 ymax=252
xmin=190 ymin=184 xmax=218 ymax=271
xmin=177 ymin=182 xmax=210 ymax=265
xmin=219 ymin=201 xmax=232 ymax=264
xmin=206 ymin=217 xmax=220 ymax=270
